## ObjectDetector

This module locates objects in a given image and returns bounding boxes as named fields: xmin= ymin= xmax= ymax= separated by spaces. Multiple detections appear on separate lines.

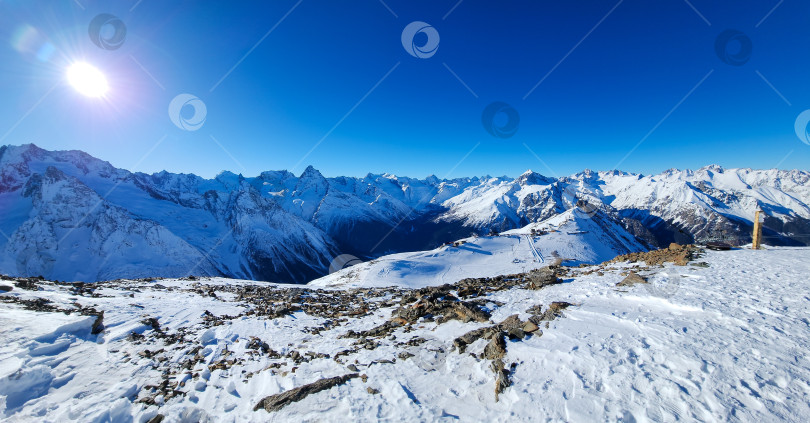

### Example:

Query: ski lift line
xmin=525 ymin=234 xmax=544 ymax=263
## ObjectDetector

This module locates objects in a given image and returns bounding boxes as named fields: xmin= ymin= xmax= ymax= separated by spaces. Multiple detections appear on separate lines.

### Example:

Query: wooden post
xmin=752 ymin=210 xmax=763 ymax=250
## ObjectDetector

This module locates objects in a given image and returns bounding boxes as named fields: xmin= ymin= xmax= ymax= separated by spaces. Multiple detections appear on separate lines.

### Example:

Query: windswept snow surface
xmin=310 ymin=209 xmax=646 ymax=289
xmin=0 ymin=248 xmax=810 ymax=422
xmin=1 ymin=247 xmax=809 ymax=421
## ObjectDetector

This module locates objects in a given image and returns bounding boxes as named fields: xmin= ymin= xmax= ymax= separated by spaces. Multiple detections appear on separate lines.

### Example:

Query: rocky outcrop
xmin=608 ymin=243 xmax=702 ymax=267
xmin=617 ymin=272 xmax=648 ymax=287
xmin=254 ymin=373 xmax=359 ymax=412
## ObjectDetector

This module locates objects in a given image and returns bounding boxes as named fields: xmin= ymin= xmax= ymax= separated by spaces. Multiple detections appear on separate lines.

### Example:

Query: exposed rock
xmin=528 ymin=301 xmax=574 ymax=323
xmin=91 ymin=312 xmax=105 ymax=335
xmin=13 ymin=278 xmax=39 ymax=291
xmin=449 ymin=302 xmax=490 ymax=323
xmin=453 ymin=326 xmax=499 ymax=353
xmin=141 ymin=317 xmax=162 ymax=333
xmin=0 ymin=284 xmax=12 ymax=292
xmin=146 ymin=414 xmax=164 ymax=423
xmin=367 ymin=387 xmax=379 ymax=395
xmin=525 ymin=304 xmax=543 ymax=315
xmin=481 ymin=332 xmax=511 ymax=401
xmin=343 ymin=320 xmax=402 ymax=339
xmin=525 ymin=267 xmax=561 ymax=290
xmin=608 ymin=244 xmax=702 ymax=267
xmin=522 ymin=321 xmax=540 ymax=333
xmin=397 ymin=351 xmax=414 ymax=360
xmin=254 ymin=373 xmax=359 ymax=412
xmin=491 ymin=358 xmax=511 ymax=402
xmin=617 ymin=272 xmax=647 ymax=287
xmin=497 ymin=314 xmax=522 ymax=331
xmin=482 ymin=332 xmax=507 ymax=361
xmin=393 ymin=294 xmax=490 ymax=325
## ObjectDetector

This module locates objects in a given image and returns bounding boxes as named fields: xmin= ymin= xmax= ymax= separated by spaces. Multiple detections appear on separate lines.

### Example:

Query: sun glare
xmin=66 ymin=62 xmax=108 ymax=97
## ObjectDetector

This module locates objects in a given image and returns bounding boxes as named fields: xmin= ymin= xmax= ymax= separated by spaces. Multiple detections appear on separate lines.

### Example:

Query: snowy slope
xmin=0 ymin=145 xmax=338 ymax=283
xmin=1 ymin=247 xmax=808 ymax=421
xmin=309 ymin=209 xmax=647 ymax=288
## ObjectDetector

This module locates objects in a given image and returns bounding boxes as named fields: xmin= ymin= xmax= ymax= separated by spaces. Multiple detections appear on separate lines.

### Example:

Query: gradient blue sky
xmin=0 ymin=0 xmax=808 ymax=179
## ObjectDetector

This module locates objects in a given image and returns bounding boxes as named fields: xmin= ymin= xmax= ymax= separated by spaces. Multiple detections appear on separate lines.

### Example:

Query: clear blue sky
xmin=1 ymin=0 xmax=808 ymax=179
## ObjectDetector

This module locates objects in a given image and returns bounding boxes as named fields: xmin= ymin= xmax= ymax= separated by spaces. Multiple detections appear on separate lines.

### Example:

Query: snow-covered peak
xmin=299 ymin=165 xmax=324 ymax=179
xmin=1 ymin=144 xmax=809 ymax=283
xmin=517 ymin=169 xmax=553 ymax=186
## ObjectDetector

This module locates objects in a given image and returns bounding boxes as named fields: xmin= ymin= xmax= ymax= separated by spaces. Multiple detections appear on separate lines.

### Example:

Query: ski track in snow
xmin=0 ymin=247 xmax=808 ymax=422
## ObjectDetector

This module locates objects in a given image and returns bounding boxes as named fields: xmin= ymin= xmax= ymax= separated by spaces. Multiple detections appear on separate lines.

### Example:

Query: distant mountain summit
xmin=1 ymin=143 xmax=808 ymax=283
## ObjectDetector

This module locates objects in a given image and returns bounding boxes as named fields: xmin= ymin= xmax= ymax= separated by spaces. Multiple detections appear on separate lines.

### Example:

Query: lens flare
xmin=66 ymin=62 xmax=108 ymax=97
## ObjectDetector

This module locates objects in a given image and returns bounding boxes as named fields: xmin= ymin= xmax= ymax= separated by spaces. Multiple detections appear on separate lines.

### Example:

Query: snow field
xmin=0 ymin=247 xmax=808 ymax=421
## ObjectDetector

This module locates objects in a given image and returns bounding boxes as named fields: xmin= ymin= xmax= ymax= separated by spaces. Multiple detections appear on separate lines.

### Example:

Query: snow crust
xmin=1 ymin=247 xmax=808 ymax=421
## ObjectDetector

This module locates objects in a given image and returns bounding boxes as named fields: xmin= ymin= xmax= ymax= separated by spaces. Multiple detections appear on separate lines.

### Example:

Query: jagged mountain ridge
xmin=0 ymin=144 xmax=808 ymax=283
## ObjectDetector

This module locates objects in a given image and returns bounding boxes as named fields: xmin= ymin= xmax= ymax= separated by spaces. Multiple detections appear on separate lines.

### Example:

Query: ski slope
xmin=311 ymin=209 xmax=646 ymax=288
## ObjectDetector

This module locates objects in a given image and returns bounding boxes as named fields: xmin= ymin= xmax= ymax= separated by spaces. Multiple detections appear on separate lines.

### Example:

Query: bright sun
xmin=67 ymin=62 xmax=108 ymax=97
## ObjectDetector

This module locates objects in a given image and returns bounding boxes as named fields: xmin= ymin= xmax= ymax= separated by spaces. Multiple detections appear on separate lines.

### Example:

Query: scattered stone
xmin=453 ymin=326 xmax=499 ymax=353
xmin=398 ymin=351 xmax=415 ymax=360
xmin=617 ymin=272 xmax=647 ymax=287
xmin=525 ymin=268 xmax=561 ymax=290
xmin=141 ymin=317 xmax=162 ymax=333
xmin=254 ymin=373 xmax=359 ymax=412
xmin=525 ymin=304 xmax=543 ymax=315
xmin=13 ymin=278 xmax=39 ymax=291
xmin=367 ymin=387 xmax=379 ymax=395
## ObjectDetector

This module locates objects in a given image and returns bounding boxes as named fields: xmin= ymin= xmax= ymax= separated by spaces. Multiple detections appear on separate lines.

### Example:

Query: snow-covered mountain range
xmin=1 ymin=144 xmax=808 ymax=283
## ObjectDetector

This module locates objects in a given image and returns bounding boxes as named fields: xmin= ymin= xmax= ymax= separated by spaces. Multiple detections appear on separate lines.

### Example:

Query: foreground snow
xmin=1 ymin=247 xmax=809 ymax=422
